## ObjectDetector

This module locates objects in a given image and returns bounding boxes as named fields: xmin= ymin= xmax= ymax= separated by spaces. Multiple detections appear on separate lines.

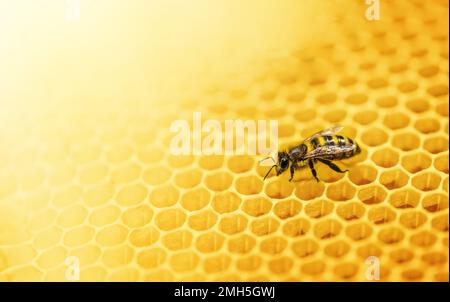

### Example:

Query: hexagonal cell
xmin=406 ymin=98 xmax=430 ymax=113
xmin=174 ymin=169 xmax=202 ymax=188
xmin=291 ymin=238 xmax=319 ymax=258
xmin=392 ymin=132 xmax=420 ymax=151
xmin=422 ymin=193 xmax=449 ymax=212
xmin=304 ymin=199 xmax=334 ymax=218
xmin=353 ymin=110 xmax=378 ymax=125
xmin=383 ymin=113 xmax=410 ymax=130
xmin=162 ymin=230 xmax=193 ymax=251
xmin=149 ymin=184 xmax=179 ymax=208
xmin=313 ymin=219 xmax=342 ymax=240
xmin=188 ymin=210 xmax=218 ymax=231
xmin=424 ymin=136 xmax=449 ymax=154
xmin=259 ymin=237 xmax=287 ymax=254
xmin=368 ymin=206 xmax=396 ymax=225
xmin=361 ymin=128 xmax=388 ymax=147
xmin=401 ymin=152 xmax=431 ymax=173
xmin=273 ymin=199 xmax=302 ymax=219
xmin=345 ymin=93 xmax=368 ymax=105
xmin=389 ymin=189 xmax=421 ymax=209
xmin=250 ymin=217 xmax=280 ymax=236
xmin=376 ymin=96 xmax=398 ymax=108
xmin=204 ymin=172 xmax=233 ymax=192
xmin=380 ymin=168 xmax=409 ymax=190
xmin=219 ymin=214 xmax=248 ymax=235
xmin=345 ymin=223 xmax=372 ymax=241
xmin=348 ymin=164 xmax=378 ymax=185
xmin=399 ymin=211 xmax=427 ymax=229
xmin=264 ymin=179 xmax=295 ymax=199
xmin=410 ymin=230 xmax=437 ymax=248
xmin=390 ymin=248 xmax=414 ymax=264
xmin=228 ymin=235 xmax=256 ymax=254
xmin=198 ymin=155 xmax=224 ymax=170
xmin=412 ymin=172 xmax=441 ymax=191
xmin=180 ymin=188 xmax=210 ymax=211
xmin=211 ymin=191 xmax=241 ymax=214
xmin=371 ymin=148 xmax=400 ymax=168
xmin=282 ymin=218 xmax=310 ymax=237
xmin=242 ymin=196 xmax=272 ymax=217
xmin=434 ymin=154 xmax=449 ymax=173
xmin=336 ymin=202 xmax=365 ymax=221
xmin=414 ymin=118 xmax=440 ymax=134
xmin=116 ymin=183 xmax=148 ymax=206
xmin=378 ymin=227 xmax=405 ymax=244
xmin=154 ymin=208 xmax=187 ymax=231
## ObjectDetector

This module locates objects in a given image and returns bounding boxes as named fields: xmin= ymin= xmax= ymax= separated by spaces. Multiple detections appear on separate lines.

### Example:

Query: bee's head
xmin=262 ymin=151 xmax=290 ymax=180
xmin=276 ymin=152 xmax=290 ymax=175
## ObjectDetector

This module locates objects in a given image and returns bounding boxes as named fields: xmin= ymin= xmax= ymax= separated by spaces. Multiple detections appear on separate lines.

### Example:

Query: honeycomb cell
xmin=353 ymin=110 xmax=378 ymax=125
xmin=121 ymin=205 xmax=153 ymax=228
xmin=326 ymin=182 xmax=356 ymax=201
xmin=205 ymin=172 xmax=233 ymax=191
xmin=282 ymin=218 xmax=310 ymax=237
xmin=273 ymin=199 xmax=302 ymax=219
xmin=431 ymin=214 xmax=449 ymax=232
xmin=392 ymin=132 xmax=420 ymax=151
xmin=383 ymin=113 xmax=410 ymax=130
xmin=236 ymin=255 xmax=261 ymax=271
xmin=345 ymin=222 xmax=372 ymax=241
xmin=187 ymin=209 xmax=217 ymax=231
xmin=316 ymin=92 xmax=337 ymax=104
xmin=198 ymin=155 xmax=224 ymax=170
xmin=294 ymin=108 xmax=316 ymax=122
xmin=236 ymin=175 xmax=263 ymax=195
xmin=219 ymin=214 xmax=248 ymax=235
xmin=88 ymin=205 xmax=121 ymax=227
xmin=149 ymin=184 xmax=179 ymax=208
xmin=356 ymin=244 xmax=382 ymax=259
xmin=434 ymin=154 xmax=449 ymax=173
xmin=96 ymin=225 xmax=128 ymax=247
xmin=372 ymin=148 xmax=400 ymax=168
xmin=195 ymin=232 xmax=225 ymax=253
xmin=410 ymin=230 xmax=437 ymax=248
xmin=227 ymin=155 xmax=254 ymax=173
xmin=228 ymin=234 xmax=256 ymax=254
xmin=33 ymin=227 xmax=62 ymax=250
xmin=436 ymin=102 xmax=449 ymax=117
xmin=304 ymin=199 xmax=334 ymax=218
xmin=401 ymin=152 xmax=432 ymax=173
xmin=368 ymin=206 xmax=396 ymax=225
xmin=361 ymin=128 xmax=388 ymax=147
xmin=116 ymin=183 xmax=148 ymax=206
xmin=52 ymin=186 xmax=82 ymax=208
xmin=162 ymin=230 xmax=193 ymax=251
xmin=389 ymin=189 xmax=421 ymax=209
xmin=376 ymin=96 xmax=398 ymax=108
xmin=399 ymin=211 xmax=427 ymax=229
xmin=378 ymin=227 xmax=405 ymax=244
xmin=83 ymin=183 xmax=115 ymax=207
xmin=300 ymin=260 xmax=326 ymax=276
xmin=260 ymin=236 xmax=287 ymax=254
xmin=204 ymin=254 xmax=231 ymax=274
xmin=406 ymin=98 xmax=430 ymax=113
xmin=379 ymin=169 xmax=409 ymax=190
xmin=390 ymin=248 xmax=414 ymax=264
xmin=397 ymin=81 xmax=418 ymax=93
xmin=142 ymin=165 xmax=172 ymax=185
xmin=422 ymin=193 xmax=449 ymax=213
xmin=427 ymin=83 xmax=449 ymax=97
xmin=102 ymin=245 xmax=134 ymax=268
xmin=358 ymin=185 xmax=387 ymax=205
xmin=56 ymin=205 xmax=88 ymax=228
xmin=414 ymin=118 xmax=440 ymax=134
xmin=424 ymin=136 xmax=448 ymax=154
xmin=314 ymin=219 xmax=342 ymax=240
xmin=412 ymin=172 xmax=441 ymax=191
xmin=155 ymin=209 xmax=187 ymax=231
xmin=264 ymin=179 xmax=294 ymax=199
xmin=324 ymin=240 xmax=350 ymax=258
xmin=242 ymin=197 xmax=272 ymax=217
xmin=348 ymin=164 xmax=377 ymax=185
xmin=421 ymin=252 xmax=447 ymax=266
xmin=250 ymin=217 xmax=280 ymax=236
xmin=174 ymin=169 xmax=202 ymax=188
xmin=129 ymin=226 xmax=159 ymax=247
xmin=36 ymin=247 xmax=67 ymax=269
xmin=336 ymin=202 xmax=365 ymax=221
xmin=180 ymin=188 xmax=210 ymax=211
xmin=110 ymin=163 xmax=141 ymax=184
xmin=63 ymin=226 xmax=94 ymax=247
xmin=211 ymin=191 xmax=241 ymax=214
xmin=345 ymin=93 xmax=367 ymax=105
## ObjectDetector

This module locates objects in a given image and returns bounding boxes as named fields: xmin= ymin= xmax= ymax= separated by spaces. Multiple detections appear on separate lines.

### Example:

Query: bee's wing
xmin=303 ymin=125 xmax=344 ymax=143
xmin=304 ymin=144 xmax=354 ymax=159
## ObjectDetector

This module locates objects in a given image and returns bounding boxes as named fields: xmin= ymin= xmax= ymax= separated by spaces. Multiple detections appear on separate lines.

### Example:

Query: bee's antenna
xmin=263 ymin=165 xmax=277 ymax=180
xmin=259 ymin=156 xmax=276 ymax=165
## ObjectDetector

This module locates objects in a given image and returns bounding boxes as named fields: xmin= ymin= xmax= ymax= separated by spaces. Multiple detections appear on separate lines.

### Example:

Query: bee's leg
xmin=289 ymin=163 xmax=297 ymax=182
xmin=317 ymin=158 xmax=348 ymax=173
xmin=308 ymin=160 xmax=319 ymax=182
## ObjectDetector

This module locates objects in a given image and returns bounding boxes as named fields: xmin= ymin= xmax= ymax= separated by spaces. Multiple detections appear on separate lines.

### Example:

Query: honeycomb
xmin=0 ymin=0 xmax=448 ymax=281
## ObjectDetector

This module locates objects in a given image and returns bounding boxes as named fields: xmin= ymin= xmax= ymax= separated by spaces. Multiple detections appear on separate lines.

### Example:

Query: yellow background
xmin=0 ymin=0 xmax=448 ymax=281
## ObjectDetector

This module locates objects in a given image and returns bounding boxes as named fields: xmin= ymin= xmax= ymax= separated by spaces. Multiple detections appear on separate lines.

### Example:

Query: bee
xmin=262 ymin=126 xmax=361 ymax=182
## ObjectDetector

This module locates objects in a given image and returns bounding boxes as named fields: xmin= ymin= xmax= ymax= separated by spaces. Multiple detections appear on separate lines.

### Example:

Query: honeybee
xmin=262 ymin=126 xmax=361 ymax=182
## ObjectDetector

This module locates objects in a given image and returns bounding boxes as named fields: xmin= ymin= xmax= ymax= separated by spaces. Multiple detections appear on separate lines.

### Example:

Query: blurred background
xmin=0 ymin=0 xmax=448 ymax=281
